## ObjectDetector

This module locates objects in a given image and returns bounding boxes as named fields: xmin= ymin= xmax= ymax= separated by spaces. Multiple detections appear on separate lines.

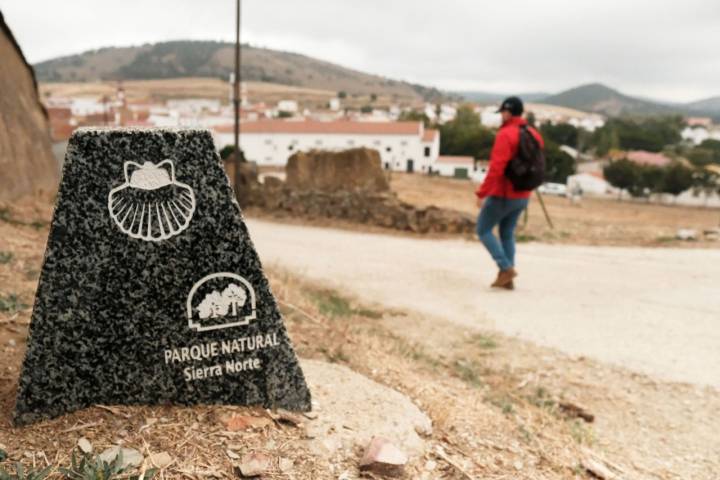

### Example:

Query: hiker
xmin=475 ymin=96 xmax=545 ymax=290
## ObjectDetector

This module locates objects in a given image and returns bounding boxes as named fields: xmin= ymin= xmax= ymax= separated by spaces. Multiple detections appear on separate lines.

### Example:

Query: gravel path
xmin=247 ymin=219 xmax=720 ymax=388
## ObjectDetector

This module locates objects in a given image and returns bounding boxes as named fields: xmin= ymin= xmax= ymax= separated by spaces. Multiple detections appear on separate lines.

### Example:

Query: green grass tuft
xmin=0 ymin=294 xmax=28 ymax=313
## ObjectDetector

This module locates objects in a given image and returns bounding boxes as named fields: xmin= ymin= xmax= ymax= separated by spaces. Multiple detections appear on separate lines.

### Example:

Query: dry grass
xmin=390 ymin=172 xmax=720 ymax=247
xmin=40 ymin=78 xmax=335 ymax=104
xmin=40 ymin=78 xmax=357 ymax=107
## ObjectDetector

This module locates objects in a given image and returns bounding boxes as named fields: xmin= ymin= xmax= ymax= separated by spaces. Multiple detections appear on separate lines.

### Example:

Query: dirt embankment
xmin=0 ymin=11 xmax=57 ymax=202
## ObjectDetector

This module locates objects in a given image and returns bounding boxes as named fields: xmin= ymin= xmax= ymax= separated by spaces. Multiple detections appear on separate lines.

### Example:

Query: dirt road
xmin=247 ymin=218 xmax=720 ymax=388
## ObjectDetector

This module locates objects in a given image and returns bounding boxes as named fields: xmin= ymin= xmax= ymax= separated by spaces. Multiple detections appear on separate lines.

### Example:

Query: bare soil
xmin=390 ymin=172 xmax=720 ymax=248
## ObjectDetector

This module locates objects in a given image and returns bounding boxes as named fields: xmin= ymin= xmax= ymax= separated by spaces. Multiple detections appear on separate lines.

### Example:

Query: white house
xmin=681 ymin=126 xmax=710 ymax=145
xmin=566 ymin=172 xmax=614 ymax=196
xmin=213 ymin=120 xmax=440 ymax=173
xmin=433 ymin=155 xmax=476 ymax=179
xmin=277 ymin=100 xmax=299 ymax=114
xmin=567 ymin=116 xmax=605 ymax=132
xmin=479 ymin=106 xmax=502 ymax=128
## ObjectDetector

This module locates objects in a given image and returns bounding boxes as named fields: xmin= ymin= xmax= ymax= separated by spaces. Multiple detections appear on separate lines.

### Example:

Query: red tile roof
xmin=214 ymin=120 xmax=422 ymax=136
xmin=626 ymin=151 xmax=672 ymax=167
xmin=422 ymin=129 xmax=438 ymax=142
xmin=437 ymin=155 xmax=474 ymax=165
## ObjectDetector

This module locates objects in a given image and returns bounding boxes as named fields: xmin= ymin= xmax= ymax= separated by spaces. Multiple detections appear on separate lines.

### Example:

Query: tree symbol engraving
xmin=196 ymin=283 xmax=247 ymax=320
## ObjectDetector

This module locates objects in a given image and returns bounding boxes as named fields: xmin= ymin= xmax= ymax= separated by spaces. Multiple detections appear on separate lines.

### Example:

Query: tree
xmin=370 ymin=93 xmax=377 ymax=102
xmin=543 ymin=140 xmax=576 ymax=183
xmin=219 ymin=145 xmax=246 ymax=162
xmin=398 ymin=110 xmax=431 ymax=127
xmin=277 ymin=110 xmax=293 ymax=118
xmin=338 ymin=91 xmax=347 ymax=99
xmin=526 ymin=111 xmax=536 ymax=128
xmin=688 ymin=139 xmax=720 ymax=166
xmin=540 ymin=122 xmax=578 ymax=147
xmin=603 ymin=159 xmax=641 ymax=198
xmin=360 ymin=105 xmax=373 ymax=114
xmin=660 ymin=162 xmax=694 ymax=199
xmin=692 ymin=168 xmax=720 ymax=206
xmin=639 ymin=165 xmax=665 ymax=199
xmin=589 ymin=116 xmax=684 ymax=154
xmin=438 ymin=105 xmax=495 ymax=159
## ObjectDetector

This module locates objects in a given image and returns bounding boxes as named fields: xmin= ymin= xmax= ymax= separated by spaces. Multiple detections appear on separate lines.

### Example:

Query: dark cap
xmin=496 ymin=96 xmax=524 ymax=116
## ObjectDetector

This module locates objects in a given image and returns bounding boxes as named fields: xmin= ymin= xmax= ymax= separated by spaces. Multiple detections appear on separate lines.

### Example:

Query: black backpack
xmin=504 ymin=125 xmax=545 ymax=191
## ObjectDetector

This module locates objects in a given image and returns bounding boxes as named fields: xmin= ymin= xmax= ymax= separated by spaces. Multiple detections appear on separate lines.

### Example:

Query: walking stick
xmin=534 ymin=190 xmax=554 ymax=229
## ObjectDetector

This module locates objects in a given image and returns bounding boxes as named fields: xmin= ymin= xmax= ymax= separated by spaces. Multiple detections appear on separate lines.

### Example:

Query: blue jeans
xmin=476 ymin=196 xmax=529 ymax=271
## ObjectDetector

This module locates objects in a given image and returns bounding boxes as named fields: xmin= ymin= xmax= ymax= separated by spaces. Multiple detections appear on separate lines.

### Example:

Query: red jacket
xmin=476 ymin=116 xmax=544 ymax=199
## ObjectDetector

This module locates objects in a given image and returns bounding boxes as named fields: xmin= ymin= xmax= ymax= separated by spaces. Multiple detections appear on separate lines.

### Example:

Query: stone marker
xmin=14 ymin=128 xmax=311 ymax=425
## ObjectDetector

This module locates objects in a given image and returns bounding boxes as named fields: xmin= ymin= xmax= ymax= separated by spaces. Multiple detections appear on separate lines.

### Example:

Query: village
xmin=41 ymin=78 xmax=720 ymax=209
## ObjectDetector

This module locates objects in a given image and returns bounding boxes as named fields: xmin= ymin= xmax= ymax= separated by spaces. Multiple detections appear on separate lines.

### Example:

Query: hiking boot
xmin=491 ymin=268 xmax=517 ymax=288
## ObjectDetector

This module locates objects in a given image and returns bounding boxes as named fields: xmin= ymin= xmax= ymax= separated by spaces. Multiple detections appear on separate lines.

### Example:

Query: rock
xmin=99 ymin=446 xmax=143 ymax=469
xmin=676 ymin=228 xmax=698 ymax=241
xmin=262 ymin=176 xmax=284 ymax=189
xmin=286 ymin=148 xmax=389 ymax=193
xmin=359 ymin=437 xmax=407 ymax=477
xmin=238 ymin=452 xmax=272 ymax=477
xmin=147 ymin=451 xmax=173 ymax=469
xmin=77 ymin=437 xmax=92 ymax=454
xmin=278 ymin=457 xmax=293 ymax=473
xmin=224 ymin=414 xmax=273 ymax=432
xmin=226 ymin=449 xmax=240 ymax=460
xmin=301 ymin=359 xmax=431 ymax=459
xmin=13 ymin=128 xmax=311 ymax=426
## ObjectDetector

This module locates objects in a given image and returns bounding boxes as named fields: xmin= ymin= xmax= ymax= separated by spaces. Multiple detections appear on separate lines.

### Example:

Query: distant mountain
xmin=685 ymin=96 xmax=720 ymax=114
xmin=541 ymin=83 xmax=678 ymax=117
xmin=34 ymin=40 xmax=446 ymax=102
xmin=455 ymin=91 xmax=550 ymax=104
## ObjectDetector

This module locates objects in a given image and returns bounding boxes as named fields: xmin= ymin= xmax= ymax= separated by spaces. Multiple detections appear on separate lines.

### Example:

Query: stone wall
xmin=249 ymin=179 xmax=475 ymax=235
xmin=0 ymin=11 xmax=57 ymax=201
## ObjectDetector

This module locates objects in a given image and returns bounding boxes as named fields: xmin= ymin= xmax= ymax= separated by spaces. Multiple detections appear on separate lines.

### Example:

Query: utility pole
xmin=233 ymin=0 xmax=242 ymax=193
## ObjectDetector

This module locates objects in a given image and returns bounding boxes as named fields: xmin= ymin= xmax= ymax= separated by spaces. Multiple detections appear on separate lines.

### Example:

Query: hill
xmin=33 ymin=40 xmax=444 ymax=103
xmin=541 ymin=83 xmax=677 ymax=117
xmin=686 ymin=96 xmax=720 ymax=115
xmin=455 ymin=90 xmax=550 ymax=104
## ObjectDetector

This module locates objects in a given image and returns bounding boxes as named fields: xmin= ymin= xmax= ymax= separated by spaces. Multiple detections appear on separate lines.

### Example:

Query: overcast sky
xmin=2 ymin=0 xmax=719 ymax=102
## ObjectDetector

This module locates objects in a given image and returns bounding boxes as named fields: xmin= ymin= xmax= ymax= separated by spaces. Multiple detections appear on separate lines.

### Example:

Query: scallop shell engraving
xmin=108 ymin=160 xmax=196 ymax=242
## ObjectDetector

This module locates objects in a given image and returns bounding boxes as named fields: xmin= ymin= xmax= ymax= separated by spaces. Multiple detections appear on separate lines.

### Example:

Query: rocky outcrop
xmin=286 ymin=148 xmax=389 ymax=193
xmin=0 ymin=10 xmax=57 ymax=201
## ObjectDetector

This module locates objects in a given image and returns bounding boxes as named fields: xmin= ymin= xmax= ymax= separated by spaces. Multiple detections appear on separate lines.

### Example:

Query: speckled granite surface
xmin=14 ymin=128 xmax=311 ymax=426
